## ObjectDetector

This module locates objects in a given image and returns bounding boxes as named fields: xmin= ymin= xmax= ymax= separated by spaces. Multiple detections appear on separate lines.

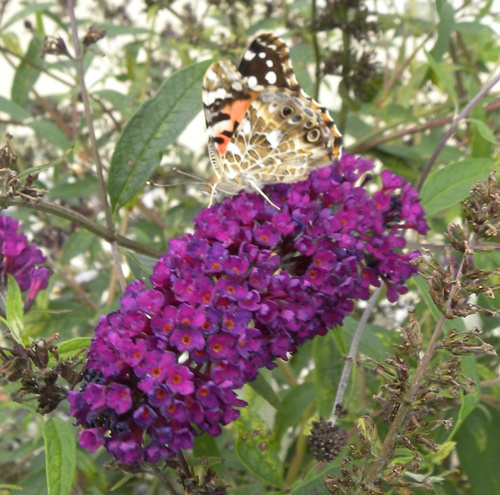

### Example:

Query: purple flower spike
xmin=0 ymin=215 xmax=51 ymax=312
xmin=70 ymin=155 xmax=428 ymax=464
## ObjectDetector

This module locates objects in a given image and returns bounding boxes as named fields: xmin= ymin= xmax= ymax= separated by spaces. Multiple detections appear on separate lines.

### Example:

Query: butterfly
xmin=202 ymin=33 xmax=343 ymax=208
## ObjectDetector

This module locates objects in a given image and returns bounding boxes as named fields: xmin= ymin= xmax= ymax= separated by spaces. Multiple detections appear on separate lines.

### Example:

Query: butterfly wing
xmin=237 ymin=33 xmax=301 ymax=92
xmin=202 ymin=33 xmax=343 ymax=203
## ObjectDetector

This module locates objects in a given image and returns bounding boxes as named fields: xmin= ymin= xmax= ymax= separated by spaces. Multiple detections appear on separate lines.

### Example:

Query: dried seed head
xmin=308 ymin=417 xmax=348 ymax=462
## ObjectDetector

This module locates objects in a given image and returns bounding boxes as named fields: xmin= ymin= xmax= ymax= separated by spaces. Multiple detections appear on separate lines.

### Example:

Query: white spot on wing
xmin=240 ymin=119 xmax=252 ymax=134
xmin=204 ymin=70 xmax=217 ymax=81
xmin=215 ymin=87 xmax=229 ymax=100
xmin=231 ymin=81 xmax=243 ymax=92
xmin=203 ymin=91 xmax=216 ymax=106
xmin=266 ymin=60 xmax=273 ymax=67
xmin=243 ymin=51 xmax=256 ymax=61
xmin=226 ymin=142 xmax=241 ymax=156
xmin=267 ymin=129 xmax=284 ymax=148
xmin=258 ymin=51 xmax=266 ymax=59
xmin=265 ymin=71 xmax=277 ymax=85
xmin=247 ymin=75 xmax=259 ymax=88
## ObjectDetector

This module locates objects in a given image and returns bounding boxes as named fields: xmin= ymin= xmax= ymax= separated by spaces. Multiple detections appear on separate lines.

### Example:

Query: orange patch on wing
xmin=215 ymin=96 xmax=257 ymax=155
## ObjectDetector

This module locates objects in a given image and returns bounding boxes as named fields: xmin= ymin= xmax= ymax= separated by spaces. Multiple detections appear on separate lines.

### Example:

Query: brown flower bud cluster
xmin=0 ymin=332 xmax=82 ymax=414
xmin=415 ymin=172 xmax=500 ymax=319
xmin=307 ymin=417 xmax=348 ymax=462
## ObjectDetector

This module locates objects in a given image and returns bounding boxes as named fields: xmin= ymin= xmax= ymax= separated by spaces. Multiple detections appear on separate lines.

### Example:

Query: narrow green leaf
xmin=455 ymin=405 xmax=500 ymax=494
xmin=43 ymin=418 xmax=76 ymax=495
xmin=0 ymin=484 xmax=22 ymax=491
xmin=28 ymin=121 xmax=72 ymax=150
xmin=61 ymin=230 xmax=96 ymax=265
xmin=289 ymin=461 xmax=343 ymax=495
xmin=126 ymin=252 xmax=158 ymax=281
xmin=448 ymin=356 xmax=481 ymax=439
xmin=425 ymin=50 xmax=458 ymax=104
xmin=420 ymin=158 xmax=494 ymax=216
xmin=313 ymin=333 xmax=338 ymax=418
xmin=124 ymin=41 xmax=141 ymax=79
xmin=2 ymin=32 xmax=23 ymax=56
xmin=108 ymin=60 xmax=212 ymax=213
xmin=109 ymin=474 xmax=134 ymax=491
xmin=11 ymin=36 xmax=44 ymax=107
xmin=431 ymin=440 xmax=456 ymax=463
xmin=56 ymin=337 xmax=91 ymax=357
xmin=469 ymin=118 xmax=500 ymax=144
xmin=430 ymin=1 xmax=455 ymax=61
xmin=2 ymin=2 xmax=56 ymax=30
xmin=6 ymin=275 xmax=25 ymax=344
xmin=248 ymin=373 xmax=283 ymax=412
xmin=18 ymin=147 xmax=74 ymax=180
xmin=235 ymin=408 xmax=283 ymax=487
xmin=343 ymin=317 xmax=389 ymax=362
xmin=0 ymin=95 xmax=32 ymax=120
xmin=278 ymin=383 xmax=317 ymax=431
xmin=193 ymin=433 xmax=222 ymax=458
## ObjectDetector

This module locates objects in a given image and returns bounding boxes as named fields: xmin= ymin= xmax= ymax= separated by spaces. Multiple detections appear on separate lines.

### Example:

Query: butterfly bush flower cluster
xmin=0 ymin=214 xmax=51 ymax=313
xmin=69 ymin=155 xmax=428 ymax=465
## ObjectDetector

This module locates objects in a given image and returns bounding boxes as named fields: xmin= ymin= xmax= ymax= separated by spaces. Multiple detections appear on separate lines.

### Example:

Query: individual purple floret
xmin=0 ymin=215 xmax=51 ymax=312
xmin=69 ymin=155 xmax=428 ymax=465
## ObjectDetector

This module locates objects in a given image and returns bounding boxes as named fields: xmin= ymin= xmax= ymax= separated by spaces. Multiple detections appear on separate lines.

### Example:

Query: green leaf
xmin=109 ymin=474 xmax=134 ymax=491
xmin=448 ymin=355 xmax=481 ymax=439
xmin=43 ymin=418 xmax=76 ymax=495
xmin=11 ymin=36 xmax=44 ymax=107
xmin=235 ymin=408 xmax=284 ymax=487
xmin=28 ymin=121 xmax=72 ymax=150
xmin=248 ymin=373 xmax=283 ymax=412
xmin=0 ymin=484 xmax=22 ymax=491
xmin=56 ymin=337 xmax=91 ymax=357
xmin=18 ymin=147 xmax=74 ymax=181
xmin=469 ymin=118 xmax=500 ymax=145
xmin=0 ymin=95 xmax=32 ymax=120
xmin=2 ymin=2 xmax=56 ymax=30
xmin=431 ymin=440 xmax=456 ymax=463
xmin=126 ymin=252 xmax=158 ymax=281
xmin=61 ymin=230 xmax=97 ymax=265
xmin=6 ymin=275 xmax=26 ymax=344
xmin=278 ymin=383 xmax=317 ymax=431
xmin=455 ymin=405 xmax=500 ymax=494
xmin=289 ymin=461 xmax=343 ymax=495
xmin=108 ymin=60 xmax=212 ymax=213
xmin=313 ymin=333 xmax=338 ymax=418
xmin=343 ymin=317 xmax=390 ymax=362
xmin=420 ymin=158 xmax=494 ymax=216
xmin=430 ymin=1 xmax=455 ymax=61
xmin=425 ymin=50 xmax=458 ymax=104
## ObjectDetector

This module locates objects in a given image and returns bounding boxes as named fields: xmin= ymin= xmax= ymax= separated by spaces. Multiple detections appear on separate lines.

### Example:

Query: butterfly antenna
xmin=147 ymin=168 xmax=209 ymax=188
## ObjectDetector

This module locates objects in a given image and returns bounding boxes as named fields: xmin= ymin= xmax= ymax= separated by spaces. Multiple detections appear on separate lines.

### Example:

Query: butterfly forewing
xmin=237 ymin=33 xmax=300 ymax=92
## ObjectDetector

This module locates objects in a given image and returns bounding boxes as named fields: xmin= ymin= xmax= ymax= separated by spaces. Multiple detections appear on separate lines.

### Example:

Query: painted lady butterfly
xmin=202 ymin=33 xmax=343 ymax=208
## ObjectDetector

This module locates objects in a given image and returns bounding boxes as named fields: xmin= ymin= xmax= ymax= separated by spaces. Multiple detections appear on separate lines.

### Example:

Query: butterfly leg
xmin=248 ymin=180 xmax=281 ymax=210
xmin=208 ymin=183 xmax=218 ymax=208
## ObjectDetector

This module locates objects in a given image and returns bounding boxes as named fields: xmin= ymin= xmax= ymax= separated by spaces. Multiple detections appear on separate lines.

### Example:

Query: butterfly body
xmin=203 ymin=33 xmax=342 ymax=206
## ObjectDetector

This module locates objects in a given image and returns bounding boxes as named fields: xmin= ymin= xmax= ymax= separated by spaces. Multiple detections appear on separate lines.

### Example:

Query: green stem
xmin=0 ymin=195 xmax=162 ymax=258
xmin=67 ymin=0 xmax=125 ymax=289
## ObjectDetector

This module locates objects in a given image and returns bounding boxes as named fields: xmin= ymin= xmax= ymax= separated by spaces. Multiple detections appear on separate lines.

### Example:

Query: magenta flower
xmin=0 ymin=215 xmax=51 ymax=313
xmin=69 ymin=155 xmax=428 ymax=465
